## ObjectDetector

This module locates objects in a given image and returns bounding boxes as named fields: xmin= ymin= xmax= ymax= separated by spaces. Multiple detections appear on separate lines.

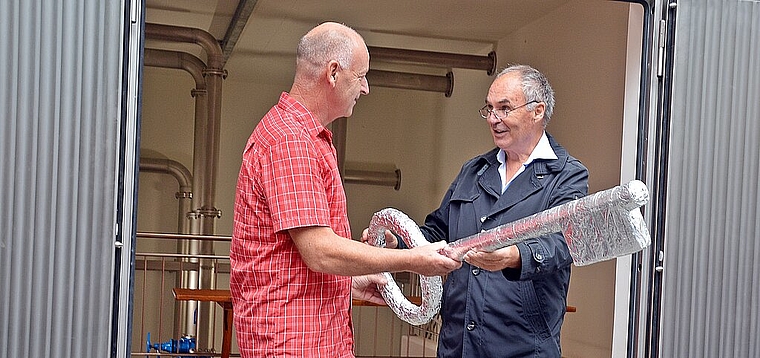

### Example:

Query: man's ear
xmin=328 ymin=60 xmax=339 ymax=83
xmin=533 ymin=102 xmax=546 ymax=122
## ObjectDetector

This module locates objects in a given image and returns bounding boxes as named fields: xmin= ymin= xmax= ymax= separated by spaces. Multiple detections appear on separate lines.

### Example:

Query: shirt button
xmin=471 ymin=268 xmax=480 ymax=276
xmin=466 ymin=321 xmax=476 ymax=331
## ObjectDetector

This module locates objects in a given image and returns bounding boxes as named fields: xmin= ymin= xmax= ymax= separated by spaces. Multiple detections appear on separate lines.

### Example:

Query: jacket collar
xmin=474 ymin=132 xmax=571 ymax=218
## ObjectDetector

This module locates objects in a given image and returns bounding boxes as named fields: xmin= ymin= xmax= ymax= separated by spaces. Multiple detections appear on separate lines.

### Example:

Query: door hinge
xmin=657 ymin=19 xmax=666 ymax=77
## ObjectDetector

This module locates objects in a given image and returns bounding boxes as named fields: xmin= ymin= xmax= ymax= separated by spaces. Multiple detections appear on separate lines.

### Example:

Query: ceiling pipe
xmin=345 ymin=168 xmax=402 ymax=191
xmin=146 ymin=23 xmax=226 ymax=238
xmin=368 ymin=46 xmax=497 ymax=75
xmin=367 ymin=69 xmax=454 ymax=97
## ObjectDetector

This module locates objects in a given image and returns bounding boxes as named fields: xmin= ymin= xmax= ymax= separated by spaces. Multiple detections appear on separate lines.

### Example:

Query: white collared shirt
xmin=497 ymin=132 xmax=558 ymax=193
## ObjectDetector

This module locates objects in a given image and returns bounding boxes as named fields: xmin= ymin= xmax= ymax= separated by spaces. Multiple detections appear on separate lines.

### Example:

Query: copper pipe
xmin=368 ymin=46 xmax=497 ymax=75
xmin=367 ymin=70 xmax=454 ymax=97
xmin=145 ymin=23 xmax=224 ymax=68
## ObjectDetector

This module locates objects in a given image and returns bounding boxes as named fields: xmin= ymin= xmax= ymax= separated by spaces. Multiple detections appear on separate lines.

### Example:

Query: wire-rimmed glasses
xmin=479 ymin=100 xmax=538 ymax=120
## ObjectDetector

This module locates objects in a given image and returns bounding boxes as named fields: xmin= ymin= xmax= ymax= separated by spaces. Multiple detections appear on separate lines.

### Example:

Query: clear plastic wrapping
xmin=367 ymin=208 xmax=442 ymax=326
xmin=367 ymin=180 xmax=651 ymax=324
xmin=439 ymin=179 xmax=651 ymax=266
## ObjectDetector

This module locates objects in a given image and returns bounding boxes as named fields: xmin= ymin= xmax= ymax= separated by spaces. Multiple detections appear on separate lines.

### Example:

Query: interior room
xmin=134 ymin=0 xmax=646 ymax=357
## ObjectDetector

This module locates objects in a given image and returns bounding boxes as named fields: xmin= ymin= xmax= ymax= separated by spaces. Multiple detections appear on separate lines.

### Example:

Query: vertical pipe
xmin=144 ymin=48 xmax=208 ymax=339
xmin=145 ymin=23 xmax=226 ymax=350
xmin=137 ymin=157 xmax=193 ymax=234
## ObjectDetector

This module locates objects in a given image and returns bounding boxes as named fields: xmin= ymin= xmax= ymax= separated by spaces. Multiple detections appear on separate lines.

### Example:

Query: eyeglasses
xmin=479 ymin=100 xmax=538 ymax=120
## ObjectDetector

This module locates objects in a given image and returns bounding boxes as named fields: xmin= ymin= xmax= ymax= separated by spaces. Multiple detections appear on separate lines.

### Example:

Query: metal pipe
xmin=367 ymin=70 xmax=454 ymax=97
xmin=143 ymin=49 xmax=209 ymax=340
xmin=368 ymin=46 xmax=497 ymax=75
xmin=138 ymin=157 xmax=193 ymax=234
xmin=138 ymin=155 xmax=199 ymax=339
xmin=145 ymin=23 xmax=225 ymax=238
xmin=330 ymin=119 xmax=401 ymax=191
xmin=137 ymin=232 xmax=231 ymax=242
xmin=143 ymin=50 xmax=208 ymax=235
xmin=344 ymin=168 xmax=402 ymax=191
xmin=145 ymin=23 xmax=226 ymax=350
xmin=220 ymin=0 xmax=258 ymax=63
xmin=144 ymin=48 xmax=206 ymax=87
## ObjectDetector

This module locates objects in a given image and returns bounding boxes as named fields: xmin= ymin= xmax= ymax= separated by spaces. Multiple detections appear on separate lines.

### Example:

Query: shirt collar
xmin=497 ymin=132 xmax=558 ymax=166
xmin=278 ymin=92 xmax=332 ymax=141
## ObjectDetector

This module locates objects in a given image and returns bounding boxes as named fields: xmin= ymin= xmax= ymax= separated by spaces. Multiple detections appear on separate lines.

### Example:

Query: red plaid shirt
xmin=230 ymin=92 xmax=354 ymax=357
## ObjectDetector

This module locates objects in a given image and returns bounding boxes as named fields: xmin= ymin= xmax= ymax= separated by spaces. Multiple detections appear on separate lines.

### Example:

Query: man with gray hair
xmin=229 ymin=22 xmax=460 ymax=358
xmin=420 ymin=64 xmax=589 ymax=357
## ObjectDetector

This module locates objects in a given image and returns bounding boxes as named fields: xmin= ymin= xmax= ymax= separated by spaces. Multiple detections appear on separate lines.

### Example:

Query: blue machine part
xmin=146 ymin=332 xmax=207 ymax=358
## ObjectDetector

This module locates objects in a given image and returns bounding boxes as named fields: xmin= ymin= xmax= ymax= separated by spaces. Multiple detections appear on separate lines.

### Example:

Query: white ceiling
xmin=145 ymin=0 xmax=571 ymax=84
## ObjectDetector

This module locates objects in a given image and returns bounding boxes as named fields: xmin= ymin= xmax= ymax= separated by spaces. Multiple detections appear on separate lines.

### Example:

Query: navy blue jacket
xmin=420 ymin=133 xmax=588 ymax=358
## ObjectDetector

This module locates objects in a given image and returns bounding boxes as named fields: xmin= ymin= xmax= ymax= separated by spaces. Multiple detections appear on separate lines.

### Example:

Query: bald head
xmin=295 ymin=22 xmax=366 ymax=80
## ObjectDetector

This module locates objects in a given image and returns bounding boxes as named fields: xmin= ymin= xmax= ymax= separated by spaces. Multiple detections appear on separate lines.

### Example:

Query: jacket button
xmin=466 ymin=321 xmax=476 ymax=331
xmin=471 ymin=268 xmax=480 ymax=276
xmin=480 ymin=216 xmax=487 ymax=223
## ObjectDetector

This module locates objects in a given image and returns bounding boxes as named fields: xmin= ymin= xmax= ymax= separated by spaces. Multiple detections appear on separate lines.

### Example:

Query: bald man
xmin=229 ymin=22 xmax=460 ymax=358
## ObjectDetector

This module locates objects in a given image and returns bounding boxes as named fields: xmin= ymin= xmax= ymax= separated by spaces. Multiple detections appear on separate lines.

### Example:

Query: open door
xmin=0 ymin=0 xmax=142 ymax=357
xmin=636 ymin=0 xmax=760 ymax=357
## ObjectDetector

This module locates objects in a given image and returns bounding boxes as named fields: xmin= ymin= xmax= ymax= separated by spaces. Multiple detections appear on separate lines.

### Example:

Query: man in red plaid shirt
xmin=230 ymin=22 xmax=461 ymax=358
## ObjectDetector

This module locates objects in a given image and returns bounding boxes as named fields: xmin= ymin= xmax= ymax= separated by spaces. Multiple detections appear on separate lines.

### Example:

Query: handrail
xmin=137 ymin=231 xmax=231 ymax=242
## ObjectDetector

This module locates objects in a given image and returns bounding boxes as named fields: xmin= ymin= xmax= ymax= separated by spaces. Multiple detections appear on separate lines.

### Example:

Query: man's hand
xmin=360 ymin=228 xmax=398 ymax=248
xmin=352 ymin=274 xmax=388 ymax=305
xmin=407 ymin=241 xmax=462 ymax=276
xmin=463 ymin=245 xmax=521 ymax=271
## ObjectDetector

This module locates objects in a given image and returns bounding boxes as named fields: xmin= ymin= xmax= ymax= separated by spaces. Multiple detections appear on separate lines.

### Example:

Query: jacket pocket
xmin=520 ymin=280 xmax=552 ymax=342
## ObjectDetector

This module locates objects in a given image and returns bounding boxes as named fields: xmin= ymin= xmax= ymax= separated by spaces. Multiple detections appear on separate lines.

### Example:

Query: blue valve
xmin=146 ymin=332 xmax=206 ymax=357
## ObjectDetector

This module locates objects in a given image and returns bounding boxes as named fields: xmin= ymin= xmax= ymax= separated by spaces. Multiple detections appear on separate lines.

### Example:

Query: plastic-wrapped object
xmin=366 ymin=208 xmax=442 ymax=326
xmin=440 ymin=179 xmax=651 ymax=266
xmin=366 ymin=180 xmax=651 ymax=325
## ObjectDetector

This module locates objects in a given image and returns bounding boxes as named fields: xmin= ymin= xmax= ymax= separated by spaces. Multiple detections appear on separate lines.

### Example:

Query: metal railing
xmin=132 ymin=232 xmax=440 ymax=357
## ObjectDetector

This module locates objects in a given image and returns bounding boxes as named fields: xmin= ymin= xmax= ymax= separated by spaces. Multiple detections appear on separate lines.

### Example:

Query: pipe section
xmin=146 ymin=23 xmax=226 ymax=237
xmin=330 ymin=120 xmax=401 ymax=190
xmin=138 ymin=155 xmax=198 ymax=338
xmin=368 ymin=46 xmax=497 ymax=75
xmin=345 ymin=168 xmax=402 ymax=191
xmin=145 ymin=23 xmax=227 ymax=350
xmin=138 ymin=157 xmax=193 ymax=234
xmin=367 ymin=70 xmax=454 ymax=97
xmin=143 ymin=50 xmax=209 ymax=233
